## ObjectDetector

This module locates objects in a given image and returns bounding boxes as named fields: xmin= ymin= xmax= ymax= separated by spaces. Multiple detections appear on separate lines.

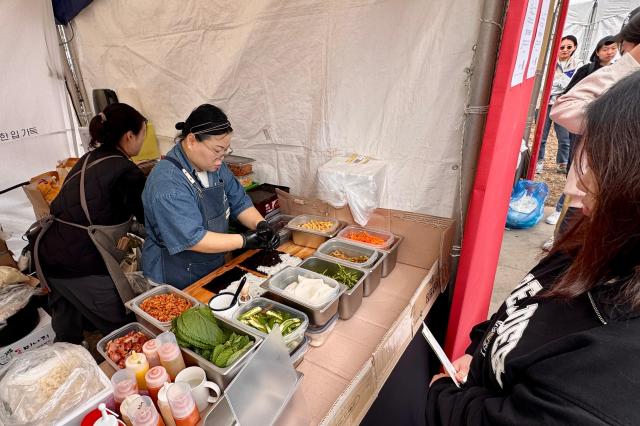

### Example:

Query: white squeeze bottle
xmin=157 ymin=383 xmax=177 ymax=426
xmin=156 ymin=331 xmax=186 ymax=380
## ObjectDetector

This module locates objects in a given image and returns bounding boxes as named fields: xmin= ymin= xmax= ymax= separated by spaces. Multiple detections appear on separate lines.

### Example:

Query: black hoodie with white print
xmin=427 ymin=252 xmax=640 ymax=426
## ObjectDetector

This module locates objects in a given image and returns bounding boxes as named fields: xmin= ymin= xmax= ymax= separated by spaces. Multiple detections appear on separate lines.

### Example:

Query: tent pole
xmin=527 ymin=0 xmax=570 ymax=179
xmin=57 ymin=23 xmax=93 ymax=126
xmin=448 ymin=0 xmax=506 ymax=298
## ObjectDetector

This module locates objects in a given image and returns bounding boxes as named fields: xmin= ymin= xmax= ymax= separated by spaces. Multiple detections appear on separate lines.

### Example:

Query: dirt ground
xmin=532 ymin=128 xmax=567 ymax=207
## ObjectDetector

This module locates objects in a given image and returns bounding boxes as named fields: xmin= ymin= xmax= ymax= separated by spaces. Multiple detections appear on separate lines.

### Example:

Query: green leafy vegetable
xmin=329 ymin=265 xmax=360 ymax=289
xmin=171 ymin=306 xmax=255 ymax=368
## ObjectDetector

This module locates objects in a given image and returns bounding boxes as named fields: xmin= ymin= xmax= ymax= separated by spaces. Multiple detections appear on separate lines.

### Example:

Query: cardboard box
xmin=322 ymin=360 xmax=377 ymax=426
xmin=0 ymin=308 xmax=55 ymax=373
xmin=276 ymin=190 xmax=455 ymax=288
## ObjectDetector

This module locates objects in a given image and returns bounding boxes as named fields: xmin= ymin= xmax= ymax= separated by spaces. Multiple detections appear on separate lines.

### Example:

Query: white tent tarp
xmin=73 ymin=0 xmax=483 ymax=218
xmin=0 ymin=0 xmax=75 ymax=253
xmin=565 ymin=0 xmax=640 ymax=63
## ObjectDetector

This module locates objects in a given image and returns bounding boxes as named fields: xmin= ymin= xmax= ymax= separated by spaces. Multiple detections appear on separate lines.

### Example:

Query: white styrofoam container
xmin=0 ymin=308 xmax=55 ymax=374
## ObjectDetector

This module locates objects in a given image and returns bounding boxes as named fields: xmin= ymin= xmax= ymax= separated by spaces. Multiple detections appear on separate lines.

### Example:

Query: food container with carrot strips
xmin=337 ymin=225 xmax=394 ymax=250
xmin=285 ymin=214 xmax=342 ymax=249
xmin=125 ymin=285 xmax=203 ymax=332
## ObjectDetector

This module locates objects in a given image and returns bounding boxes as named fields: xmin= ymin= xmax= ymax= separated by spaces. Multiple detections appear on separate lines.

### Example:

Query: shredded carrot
xmin=345 ymin=231 xmax=386 ymax=246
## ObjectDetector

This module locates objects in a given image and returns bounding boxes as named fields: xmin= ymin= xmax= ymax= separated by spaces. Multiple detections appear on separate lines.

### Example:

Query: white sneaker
xmin=536 ymin=162 xmax=544 ymax=174
xmin=542 ymin=236 xmax=554 ymax=251
xmin=545 ymin=211 xmax=561 ymax=225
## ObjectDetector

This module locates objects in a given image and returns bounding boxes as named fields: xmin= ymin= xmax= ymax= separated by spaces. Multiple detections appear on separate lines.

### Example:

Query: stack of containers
xmin=315 ymin=239 xmax=387 ymax=296
xmin=298 ymin=256 xmax=368 ymax=319
xmin=335 ymin=225 xmax=401 ymax=277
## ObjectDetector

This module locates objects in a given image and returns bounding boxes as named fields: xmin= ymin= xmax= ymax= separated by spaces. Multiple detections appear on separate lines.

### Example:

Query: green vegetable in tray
xmin=321 ymin=265 xmax=360 ymax=289
xmin=238 ymin=306 xmax=302 ymax=336
xmin=171 ymin=306 xmax=254 ymax=368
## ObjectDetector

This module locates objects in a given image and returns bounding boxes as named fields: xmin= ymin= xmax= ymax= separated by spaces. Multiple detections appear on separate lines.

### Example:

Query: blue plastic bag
xmin=506 ymin=180 xmax=549 ymax=229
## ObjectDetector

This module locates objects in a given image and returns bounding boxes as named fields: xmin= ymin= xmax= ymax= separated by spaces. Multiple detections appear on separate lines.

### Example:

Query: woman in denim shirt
xmin=142 ymin=104 xmax=278 ymax=289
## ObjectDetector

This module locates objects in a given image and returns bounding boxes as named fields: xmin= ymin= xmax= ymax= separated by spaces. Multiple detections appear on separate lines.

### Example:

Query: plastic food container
xmin=265 ymin=266 xmax=345 ymax=327
xmin=315 ymin=239 xmax=378 ymax=269
xmin=236 ymin=172 xmax=254 ymax=187
xmin=298 ymin=256 xmax=367 ymax=320
xmin=180 ymin=314 xmax=263 ymax=390
xmin=291 ymin=336 xmax=310 ymax=367
xmin=267 ymin=213 xmax=295 ymax=243
xmin=55 ymin=368 xmax=113 ymax=425
xmin=224 ymin=154 xmax=255 ymax=176
xmin=232 ymin=297 xmax=309 ymax=352
xmin=97 ymin=322 xmax=157 ymax=371
xmin=337 ymin=225 xmax=395 ymax=250
xmin=125 ymin=285 xmax=203 ymax=332
xmin=305 ymin=313 xmax=338 ymax=347
xmin=286 ymin=214 xmax=342 ymax=248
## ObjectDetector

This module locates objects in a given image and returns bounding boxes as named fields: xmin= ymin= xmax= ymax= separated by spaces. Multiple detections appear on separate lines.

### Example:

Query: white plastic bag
xmin=0 ymin=343 xmax=107 ymax=425
xmin=317 ymin=155 xmax=386 ymax=225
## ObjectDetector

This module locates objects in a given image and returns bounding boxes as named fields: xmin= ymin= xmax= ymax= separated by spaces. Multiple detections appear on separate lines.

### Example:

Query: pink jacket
xmin=550 ymin=54 xmax=640 ymax=208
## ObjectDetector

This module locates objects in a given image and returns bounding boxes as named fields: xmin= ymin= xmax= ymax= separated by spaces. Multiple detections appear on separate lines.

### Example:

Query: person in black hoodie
xmin=427 ymin=71 xmax=640 ymax=425
xmin=38 ymin=103 xmax=147 ymax=344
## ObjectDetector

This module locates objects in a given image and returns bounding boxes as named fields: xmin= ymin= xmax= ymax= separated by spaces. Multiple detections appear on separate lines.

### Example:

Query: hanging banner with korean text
xmin=0 ymin=0 xmax=74 ymax=250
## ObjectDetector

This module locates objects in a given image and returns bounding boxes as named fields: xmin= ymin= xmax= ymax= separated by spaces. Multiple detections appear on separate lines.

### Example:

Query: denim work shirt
xmin=141 ymin=142 xmax=253 ymax=285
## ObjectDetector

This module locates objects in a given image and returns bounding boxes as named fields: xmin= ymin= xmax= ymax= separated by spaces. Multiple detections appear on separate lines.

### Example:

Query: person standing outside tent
xmin=142 ymin=104 xmax=279 ymax=289
xmin=36 ymin=103 xmax=147 ymax=344
xmin=549 ymin=13 xmax=640 ymax=239
xmin=536 ymin=35 xmax=582 ymax=175
xmin=427 ymin=71 xmax=640 ymax=425
xmin=544 ymin=35 xmax=618 ymax=226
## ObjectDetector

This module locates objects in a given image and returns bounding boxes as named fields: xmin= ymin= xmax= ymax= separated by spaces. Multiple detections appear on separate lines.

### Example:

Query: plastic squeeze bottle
xmin=145 ymin=366 xmax=170 ymax=404
xmin=111 ymin=369 xmax=139 ymax=413
xmin=157 ymin=383 xmax=177 ymax=426
xmin=131 ymin=396 xmax=165 ymax=426
xmin=167 ymin=382 xmax=200 ymax=426
xmin=142 ymin=339 xmax=161 ymax=368
xmin=156 ymin=332 xmax=185 ymax=380
xmin=120 ymin=394 xmax=143 ymax=426
xmin=125 ymin=351 xmax=150 ymax=390
xmin=92 ymin=403 xmax=121 ymax=426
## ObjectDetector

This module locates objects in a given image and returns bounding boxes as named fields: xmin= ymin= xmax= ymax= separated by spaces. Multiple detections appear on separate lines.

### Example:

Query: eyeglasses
xmin=559 ymin=45 xmax=574 ymax=50
xmin=201 ymin=142 xmax=233 ymax=159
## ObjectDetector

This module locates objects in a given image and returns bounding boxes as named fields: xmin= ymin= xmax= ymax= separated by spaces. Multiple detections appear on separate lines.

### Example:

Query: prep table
xmin=182 ymin=241 xmax=441 ymax=425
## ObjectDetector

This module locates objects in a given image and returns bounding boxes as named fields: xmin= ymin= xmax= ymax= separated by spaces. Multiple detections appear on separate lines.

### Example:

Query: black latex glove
xmin=241 ymin=229 xmax=264 ymax=249
xmin=241 ymin=228 xmax=281 ymax=250
xmin=256 ymin=220 xmax=276 ymax=240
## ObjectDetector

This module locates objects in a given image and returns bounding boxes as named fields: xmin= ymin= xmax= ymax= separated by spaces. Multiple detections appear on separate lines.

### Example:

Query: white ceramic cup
xmin=175 ymin=366 xmax=221 ymax=412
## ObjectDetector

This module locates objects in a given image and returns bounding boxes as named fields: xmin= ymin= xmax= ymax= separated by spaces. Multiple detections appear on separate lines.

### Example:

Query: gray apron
xmin=33 ymin=152 xmax=136 ymax=304
xmin=146 ymin=156 xmax=229 ymax=289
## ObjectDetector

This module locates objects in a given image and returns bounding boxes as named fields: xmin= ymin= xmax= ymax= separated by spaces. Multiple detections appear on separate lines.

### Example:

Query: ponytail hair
xmin=89 ymin=103 xmax=147 ymax=149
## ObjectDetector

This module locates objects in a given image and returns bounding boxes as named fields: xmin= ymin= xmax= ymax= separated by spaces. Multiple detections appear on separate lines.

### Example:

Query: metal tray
xmin=264 ymin=266 xmax=345 ymax=327
xmin=298 ymin=256 xmax=367 ymax=320
xmin=180 ymin=314 xmax=264 ymax=390
xmin=96 ymin=322 xmax=157 ymax=371
xmin=231 ymin=297 xmax=309 ymax=352
xmin=380 ymin=234 xmax=404 ymax=277
xmin=125 ymin=284 xmax=203 ymax=332
xmin=315 ymin=239 xmax=378 ymax=269
xmin=286 ymin=214 xmax=343 ymax=249
xmin=267 ymin=213 xmax=295 ymax=243
xmin=337 ymin=225 xmax=395 ymax=250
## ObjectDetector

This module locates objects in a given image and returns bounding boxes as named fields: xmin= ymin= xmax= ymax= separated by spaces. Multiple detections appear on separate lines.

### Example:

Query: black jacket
xmin=564 ymin=61 xmax=604 ymax=94
xmin=39 ymin=147 xmax=145 ymax=278
xmin=427 ymin=253 xmax=640 ymax=425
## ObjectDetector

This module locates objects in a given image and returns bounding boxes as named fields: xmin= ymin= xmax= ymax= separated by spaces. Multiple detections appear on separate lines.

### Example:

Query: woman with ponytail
xmin=38 ymin=103 xmax=147 ymax=344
